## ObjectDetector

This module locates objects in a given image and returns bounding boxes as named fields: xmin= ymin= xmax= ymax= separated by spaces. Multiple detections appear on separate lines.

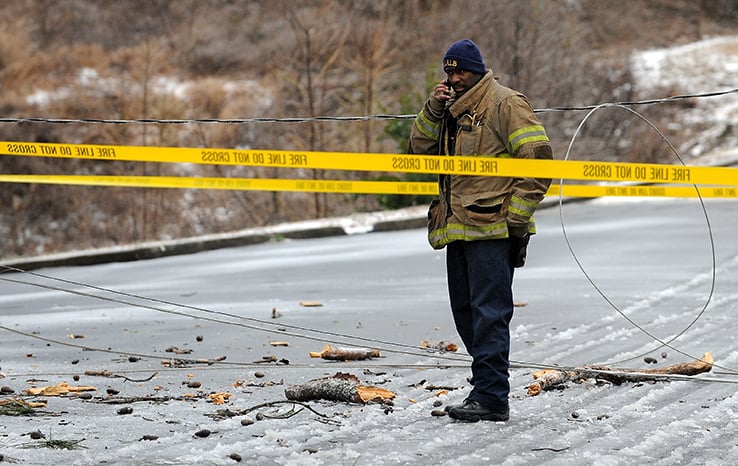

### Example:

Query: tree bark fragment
xmin=24 ymin=382 xmax=97 ymax=396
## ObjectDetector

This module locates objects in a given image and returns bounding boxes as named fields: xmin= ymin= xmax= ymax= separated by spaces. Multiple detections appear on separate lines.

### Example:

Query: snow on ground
xmin=1 ymin=197 xmax=738 ymax=465
xmin=630 ymin=34 xmax=738 ymax=163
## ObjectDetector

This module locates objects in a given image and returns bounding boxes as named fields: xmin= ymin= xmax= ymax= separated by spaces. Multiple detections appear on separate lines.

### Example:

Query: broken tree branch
xmin=83 ymin=370 xmax=158 ymax=383
xmin=528 ymin=352 xmax=714 ymax=396
xmin=309 ymin=344 xmax=380 ymax=361
xmin=161 ymin=355 xmax=227 ymax=368
xmin=285 ymin=372 xmax=395 ymax=404
xmin=207 ymin=400 xmax=340 ymax=425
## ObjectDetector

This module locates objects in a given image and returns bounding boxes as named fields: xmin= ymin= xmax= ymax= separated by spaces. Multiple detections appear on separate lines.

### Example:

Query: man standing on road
xmin=408 ymin=39 xmax=553 ymax=422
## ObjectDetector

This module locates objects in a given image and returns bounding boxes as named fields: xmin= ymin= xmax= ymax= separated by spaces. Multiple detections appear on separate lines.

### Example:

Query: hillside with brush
xmin=0 ymin=0 xmax=735 ymax=259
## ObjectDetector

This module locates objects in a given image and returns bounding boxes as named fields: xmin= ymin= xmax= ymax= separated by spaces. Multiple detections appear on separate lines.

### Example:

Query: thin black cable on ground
xmin=0 ymin=265 xmax=472 ymax=365
xmin=0 ymin=265 xmax=470 ymax=361
xmin=3 ymin=317 xmax=738 ymax=387
xmin=0 ymin=319 xmax=469 ymax=371
xmin=557 ymin=102 xmax=731 ymax=373
xmin=3 ymin=266 xmax=738 ymax=385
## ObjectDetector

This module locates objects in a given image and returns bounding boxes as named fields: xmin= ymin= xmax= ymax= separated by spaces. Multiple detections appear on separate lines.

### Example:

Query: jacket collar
xmin=449 ymin=70 xmax=493 ymax=119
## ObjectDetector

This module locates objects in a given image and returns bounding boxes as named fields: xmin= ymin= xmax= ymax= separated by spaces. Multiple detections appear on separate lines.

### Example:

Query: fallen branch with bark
xmin=160 ymin=355 xmax=227 ymax=368
xmin=285 ymin=372 xmax=395 ymax=404
xmin=528 ymin=352 xmax=714 ymax=396
xmin=309 ymin=344 xmax=380 ymax=361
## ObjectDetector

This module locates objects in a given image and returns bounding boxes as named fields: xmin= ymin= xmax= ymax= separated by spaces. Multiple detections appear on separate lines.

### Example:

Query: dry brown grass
xmin=0 ymin=0 xmax=732 ymax=259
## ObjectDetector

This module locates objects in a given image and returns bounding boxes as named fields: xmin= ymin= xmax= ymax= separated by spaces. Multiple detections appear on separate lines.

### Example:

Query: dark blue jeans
xmin=446 ymin=238 xmax=514 ymax=412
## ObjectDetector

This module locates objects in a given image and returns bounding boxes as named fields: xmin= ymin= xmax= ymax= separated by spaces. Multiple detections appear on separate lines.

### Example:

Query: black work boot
xmin=443 ymin=398 xmax=469 ymax=413
xmin=448 ymin=400 xmax=509 ymax=422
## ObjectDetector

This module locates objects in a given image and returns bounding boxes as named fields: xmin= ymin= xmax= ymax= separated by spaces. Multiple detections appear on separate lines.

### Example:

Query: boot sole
xmin=448 ymin=409 xmax=509 ymax=422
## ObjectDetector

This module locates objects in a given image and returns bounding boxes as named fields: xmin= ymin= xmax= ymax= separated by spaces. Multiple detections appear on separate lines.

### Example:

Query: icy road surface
xmin=1 ymin=197 xmax=738 ymax=465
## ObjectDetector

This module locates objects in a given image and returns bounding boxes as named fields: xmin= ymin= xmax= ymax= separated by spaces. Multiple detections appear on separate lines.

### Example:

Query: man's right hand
xmin=433 ymin=80 xmax=452 ymax=102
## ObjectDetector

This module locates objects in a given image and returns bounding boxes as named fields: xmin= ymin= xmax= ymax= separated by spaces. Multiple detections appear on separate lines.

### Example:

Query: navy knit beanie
xmin=443 ymin=39 xmax=486 ymax=74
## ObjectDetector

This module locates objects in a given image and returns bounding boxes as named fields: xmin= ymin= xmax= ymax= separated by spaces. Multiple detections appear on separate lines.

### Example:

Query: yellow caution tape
xmin=549 ymin=183 xmax=738 ymax=198
xmin=1 ymin=174 xmax=737 ymax=198
xmin=0 ymin=174 xmax=437 ymax=195
xmin=2 ymin=140 xmax=738 ymax=186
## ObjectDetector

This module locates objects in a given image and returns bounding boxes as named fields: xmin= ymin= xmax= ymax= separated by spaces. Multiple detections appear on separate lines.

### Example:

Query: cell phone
xmin=444 ymin=79 xmax=452 ymax=97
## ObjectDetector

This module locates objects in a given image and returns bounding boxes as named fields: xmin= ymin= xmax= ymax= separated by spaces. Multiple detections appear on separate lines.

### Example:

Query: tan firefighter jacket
xmin=408 ymin=71 xmax=553 ymax=250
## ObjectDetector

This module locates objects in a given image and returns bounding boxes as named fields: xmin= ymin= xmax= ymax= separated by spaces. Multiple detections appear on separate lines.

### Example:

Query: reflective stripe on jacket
xmin=409 ymin=71 xmax=553 ymax=250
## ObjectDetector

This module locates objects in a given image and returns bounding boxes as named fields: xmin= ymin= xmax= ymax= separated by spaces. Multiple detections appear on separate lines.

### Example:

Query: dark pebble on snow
xmin=117 ymin=406 xmax=133 ymax=415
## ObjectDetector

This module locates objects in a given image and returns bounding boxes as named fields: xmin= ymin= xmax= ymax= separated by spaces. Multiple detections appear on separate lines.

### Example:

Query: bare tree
xmin=343 ymin=21 xmax=398 ymax=153
xmin=273 ymin=2 xmax=349 ymax=219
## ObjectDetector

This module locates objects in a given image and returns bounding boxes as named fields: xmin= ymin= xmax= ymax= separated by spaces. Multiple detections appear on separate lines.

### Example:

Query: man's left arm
xmin=500 ymin=95 xmax=553 ymax=238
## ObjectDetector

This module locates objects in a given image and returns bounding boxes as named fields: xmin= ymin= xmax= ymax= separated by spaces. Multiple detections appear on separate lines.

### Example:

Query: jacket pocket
xmin=456 ymin=122 xmax=483 ymax=155
xmin=459 ymin=192 xmax=506 ymax=226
